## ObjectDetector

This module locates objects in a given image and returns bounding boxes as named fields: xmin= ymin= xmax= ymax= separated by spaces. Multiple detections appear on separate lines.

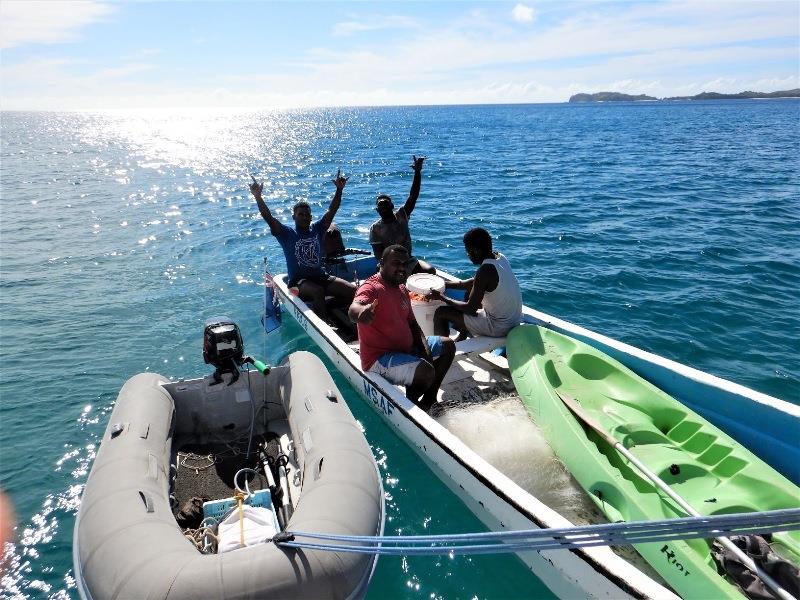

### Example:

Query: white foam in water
xmin=435 ymin=394 xmax=604 ymax=525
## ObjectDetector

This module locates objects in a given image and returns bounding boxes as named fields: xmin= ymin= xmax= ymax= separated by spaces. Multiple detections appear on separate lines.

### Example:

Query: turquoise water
xmin=1 ymin=101 xmax=798 ymax=598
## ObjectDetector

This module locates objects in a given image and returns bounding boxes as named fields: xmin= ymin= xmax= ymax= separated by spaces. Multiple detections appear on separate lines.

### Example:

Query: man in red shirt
xmin=349 ymin=245 xmax=455 ymax=411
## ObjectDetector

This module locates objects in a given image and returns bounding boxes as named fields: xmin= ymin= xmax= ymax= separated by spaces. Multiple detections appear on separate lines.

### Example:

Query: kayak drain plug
xmin=669 ymin=464 xmax=681 ymax=476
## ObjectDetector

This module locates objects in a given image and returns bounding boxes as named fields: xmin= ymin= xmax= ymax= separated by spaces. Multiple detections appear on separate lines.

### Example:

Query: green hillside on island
xmin=570 ymin=92 xmax=658 ymax=102
xmin=569 ymin=89 xmax=800 ymax=103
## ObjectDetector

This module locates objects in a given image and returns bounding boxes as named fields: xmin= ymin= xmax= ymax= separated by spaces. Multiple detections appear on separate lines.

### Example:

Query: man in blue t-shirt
xmin=249 ymin=170 xmax=356 ymax=322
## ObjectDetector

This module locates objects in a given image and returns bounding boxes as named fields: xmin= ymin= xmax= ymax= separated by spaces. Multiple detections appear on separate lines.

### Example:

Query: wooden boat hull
xmin=273 ymin=270 xmax=678 ymax=600
xmin=272 ymin=253 xmax=798 ymax=599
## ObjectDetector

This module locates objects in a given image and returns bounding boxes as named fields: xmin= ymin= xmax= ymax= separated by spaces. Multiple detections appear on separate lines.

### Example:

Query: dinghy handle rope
xmin=273 ymin=508 xmax=800 ymax=556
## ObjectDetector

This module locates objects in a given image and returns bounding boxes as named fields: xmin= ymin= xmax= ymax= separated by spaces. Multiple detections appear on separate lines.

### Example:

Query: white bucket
xmin=406 ymin=273 xmax=446 ymax=337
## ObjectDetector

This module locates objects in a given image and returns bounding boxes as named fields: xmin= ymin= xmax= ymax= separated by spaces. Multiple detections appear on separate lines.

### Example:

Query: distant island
xmin=570 ymin=92 xmax=658 ymax=102
xmin=568 ymin=89 xmax=800 ymax=103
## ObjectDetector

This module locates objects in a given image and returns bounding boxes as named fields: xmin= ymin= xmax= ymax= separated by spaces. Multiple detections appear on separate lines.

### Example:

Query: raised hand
xmin=331 ymin=168 xmax=349 ymax=191
xmin=357 ymin=299 xmax=379 ymax=325
xmin=411 ymin=155 xmax=426 ymax=171
xmin=249 ymin=174 xmax=264 ymax=199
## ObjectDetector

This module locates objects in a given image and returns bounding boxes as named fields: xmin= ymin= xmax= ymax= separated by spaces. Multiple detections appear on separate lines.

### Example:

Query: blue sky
xmin=1 ymin=1 xmax=798 ymax=110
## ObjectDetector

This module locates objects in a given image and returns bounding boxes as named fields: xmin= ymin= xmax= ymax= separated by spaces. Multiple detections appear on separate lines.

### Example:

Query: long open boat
xmin=271 ymin=252 xmax=799 ymax=599
xmin=507 ymin=324 xmax=800 ymax=598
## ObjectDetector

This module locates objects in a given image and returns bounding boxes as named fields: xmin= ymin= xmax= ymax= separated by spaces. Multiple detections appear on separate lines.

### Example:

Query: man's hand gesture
xmin=411 ymin=155 xmax=426 ymax=172
xmin=331 ymin=168 xmax=349 ymax=192
xmin=357 ymin=299 xmax=378 ymax=325
xmin=426 ymin=289 xmax=444 ymax=302
xmin=249 ymin=175 xmax=263 ymax=200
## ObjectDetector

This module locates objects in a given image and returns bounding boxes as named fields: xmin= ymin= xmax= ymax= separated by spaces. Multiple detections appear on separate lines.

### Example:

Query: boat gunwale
xmin=519 ymin=306 xmax=797 ymax=416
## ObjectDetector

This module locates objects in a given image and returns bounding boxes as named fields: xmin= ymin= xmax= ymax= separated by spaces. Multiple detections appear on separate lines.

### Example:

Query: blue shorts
xmin=367 ymin=336 xmax=445 ymax=386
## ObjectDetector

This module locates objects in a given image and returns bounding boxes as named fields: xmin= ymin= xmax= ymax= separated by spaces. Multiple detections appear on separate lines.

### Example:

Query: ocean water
xmin=1 ymin=100 xmax=798 ymax=599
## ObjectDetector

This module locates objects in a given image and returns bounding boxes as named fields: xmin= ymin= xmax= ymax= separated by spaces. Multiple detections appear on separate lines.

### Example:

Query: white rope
xmin=275 ymin=508 xmax=800 ymax=556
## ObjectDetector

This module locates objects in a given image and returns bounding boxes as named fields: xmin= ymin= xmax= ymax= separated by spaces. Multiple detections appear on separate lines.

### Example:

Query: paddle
xmin=555 ymin=390 xmax=794 ymax=600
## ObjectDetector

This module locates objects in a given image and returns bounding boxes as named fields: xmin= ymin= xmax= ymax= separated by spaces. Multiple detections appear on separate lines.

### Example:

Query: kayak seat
xmin=656 ymin=462 xmax=712 ymax=486
xmin=617 ymin=428 xmax=671 ymax=448
xmin=567 ymin=352 xmax=617 ymax=381
xmin=628 ymin=444 xmax=723 ymax=488
xmin=566 ymin=354 xmax=655 ymax=407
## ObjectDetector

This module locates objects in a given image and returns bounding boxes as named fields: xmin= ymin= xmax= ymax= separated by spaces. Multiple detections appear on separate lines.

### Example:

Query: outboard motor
xmin=203 ymin=317 xmax=270 ymax=385
xmin=203 ymin=317 xmax=246 ymax=385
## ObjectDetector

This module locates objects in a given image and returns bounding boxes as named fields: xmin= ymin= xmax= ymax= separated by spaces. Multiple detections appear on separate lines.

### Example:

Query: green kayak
xmin=507 ymin=324 xmax=800 ymax=599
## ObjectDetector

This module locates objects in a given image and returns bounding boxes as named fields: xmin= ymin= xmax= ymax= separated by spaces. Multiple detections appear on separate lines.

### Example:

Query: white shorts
xmin=367 ymin=336 xmax=445 ymax=386
xmin=463 ymin=310 xmax=517 ymax=338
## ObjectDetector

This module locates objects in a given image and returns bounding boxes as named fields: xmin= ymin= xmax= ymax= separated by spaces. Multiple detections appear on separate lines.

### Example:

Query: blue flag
xmin=262 ymin=270 xmax=282 ymax=333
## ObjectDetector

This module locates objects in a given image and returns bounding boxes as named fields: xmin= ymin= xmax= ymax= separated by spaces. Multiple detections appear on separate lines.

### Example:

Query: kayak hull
xmin=507 ymin=324 xmax=800 ymax=599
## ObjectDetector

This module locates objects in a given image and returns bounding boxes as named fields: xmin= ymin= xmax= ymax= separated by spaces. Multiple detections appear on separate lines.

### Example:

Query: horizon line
xmin=3 ymin=92 xmax=799 ymax=114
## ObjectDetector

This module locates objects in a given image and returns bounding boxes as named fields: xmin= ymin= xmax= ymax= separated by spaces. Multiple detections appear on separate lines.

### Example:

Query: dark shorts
xmin=289 ymin=273 xmax=336 ymax=289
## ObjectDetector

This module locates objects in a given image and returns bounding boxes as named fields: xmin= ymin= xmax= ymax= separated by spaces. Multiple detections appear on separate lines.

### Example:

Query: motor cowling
xmin=203 ymin=317 xmax=245 ymax=369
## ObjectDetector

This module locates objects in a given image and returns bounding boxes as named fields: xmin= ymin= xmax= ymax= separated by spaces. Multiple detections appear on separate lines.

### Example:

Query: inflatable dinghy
xmin=73 ymin=327 xmax=384 ymax=600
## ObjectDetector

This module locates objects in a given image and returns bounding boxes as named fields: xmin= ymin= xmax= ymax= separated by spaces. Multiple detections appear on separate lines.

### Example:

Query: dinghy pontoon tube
xmin=73 ymin=350 xmax=384 ymax=599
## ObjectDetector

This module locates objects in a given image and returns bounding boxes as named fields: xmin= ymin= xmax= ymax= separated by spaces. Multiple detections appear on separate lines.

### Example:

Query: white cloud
xmin=0 ymin=0 xmax=113 ymax=50
xmin=126 ymin=48 xmax=162 ymax=60
xmin=512 ymin=4 xmax=536 ymax=24
xmin=750 ymin=75 xmax=800 ymax=91
xmin=288 ymin=1 xmax=796 ymax=89
xmin=332 ymin=15 xmax=419 ymax=37
xmin=1 ymin=1 xmax=797 ymax=110
xmin=96 ymin=63 xmax=154 ymax=78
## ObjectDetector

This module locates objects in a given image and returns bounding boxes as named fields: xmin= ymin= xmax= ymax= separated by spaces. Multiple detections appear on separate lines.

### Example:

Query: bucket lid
xmin=406 ymin=273 xmax=445 ymax=295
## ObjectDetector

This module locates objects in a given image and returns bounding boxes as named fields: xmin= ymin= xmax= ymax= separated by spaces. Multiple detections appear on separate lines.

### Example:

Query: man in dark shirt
xmin=249 ymin=171 xmax=356 ymax=322
xmin=368 ymin=156 xmax=435 ymax=275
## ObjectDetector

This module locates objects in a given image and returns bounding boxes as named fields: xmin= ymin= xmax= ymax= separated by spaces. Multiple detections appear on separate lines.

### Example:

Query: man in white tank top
xmin=429 ymin=227 xmax=523 ymax=339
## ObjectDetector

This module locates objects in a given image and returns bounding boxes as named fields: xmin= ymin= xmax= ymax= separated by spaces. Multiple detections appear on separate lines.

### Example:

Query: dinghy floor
xmin=171 ymin=435 xmax=275 ymax=518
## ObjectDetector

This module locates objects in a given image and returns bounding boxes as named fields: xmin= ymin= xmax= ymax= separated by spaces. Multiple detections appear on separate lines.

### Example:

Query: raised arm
xmin=402 ymin=155 xmax=425 ymax=217
xmin=249 ymin=176 xmax=282 ymax=236
xmin=429 ymin=264 xmax=497 ymax=315
xmin=370 ymin=241 xmax=386 ymax=261
xmin=322 ymin=168 xmax=348 ymax=230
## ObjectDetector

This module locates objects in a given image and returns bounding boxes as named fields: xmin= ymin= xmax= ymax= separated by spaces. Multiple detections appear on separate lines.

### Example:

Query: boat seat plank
xmin=454 ymin=336 xmax=506 ymax=356
xmin=474 ymin=351 xmax=510 ymax=373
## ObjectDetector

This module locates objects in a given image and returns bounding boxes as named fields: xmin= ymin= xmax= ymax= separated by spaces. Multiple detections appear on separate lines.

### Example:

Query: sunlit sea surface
xmin=1 ymin=101 xmax=798 ymax=599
